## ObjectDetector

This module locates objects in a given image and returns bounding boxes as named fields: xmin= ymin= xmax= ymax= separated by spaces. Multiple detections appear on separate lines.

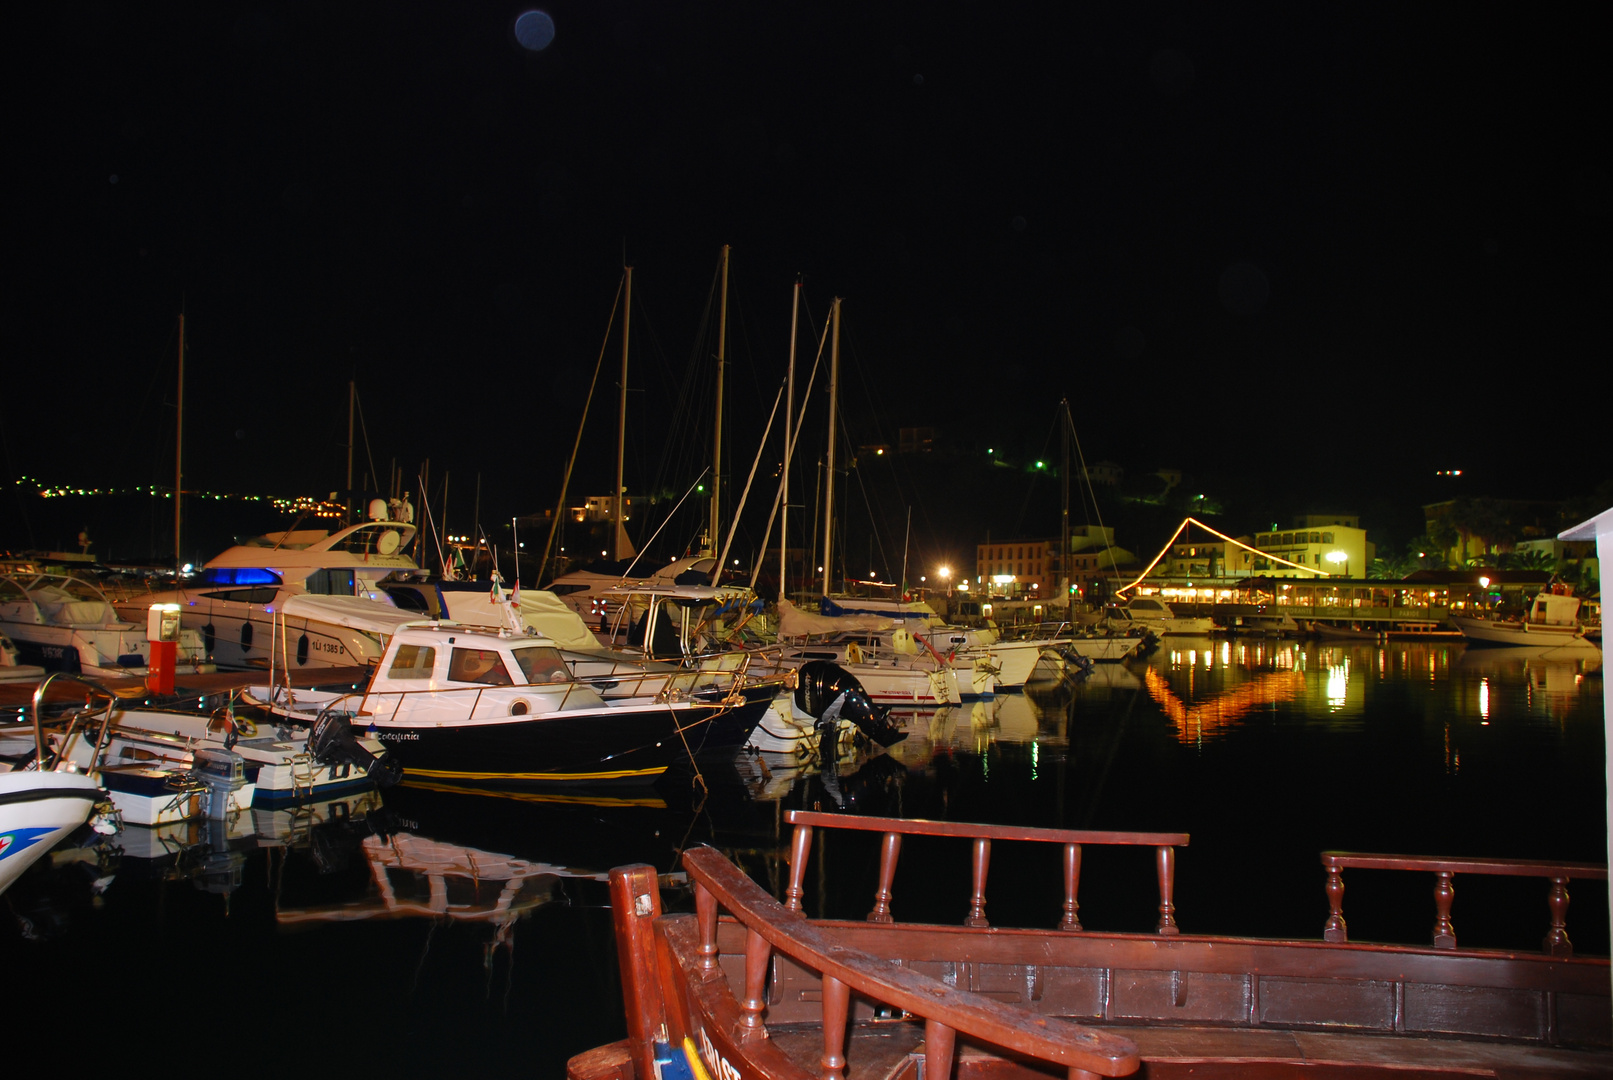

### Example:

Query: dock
xmin=0 ymin=664 xmax=374 ymax=716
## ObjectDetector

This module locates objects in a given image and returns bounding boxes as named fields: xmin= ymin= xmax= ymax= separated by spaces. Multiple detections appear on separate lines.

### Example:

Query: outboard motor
xmin=794 ymin=660 xmax=908 ymax=748
xmin=193 ymin=747 xmax=247 ymax=820
xmin=308 ymin=710 xmax=404 ymax=788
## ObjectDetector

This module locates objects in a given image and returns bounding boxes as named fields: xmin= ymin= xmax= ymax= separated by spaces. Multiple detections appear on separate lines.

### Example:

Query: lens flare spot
xmin=514 ymin=10 xmax=555 ymax=51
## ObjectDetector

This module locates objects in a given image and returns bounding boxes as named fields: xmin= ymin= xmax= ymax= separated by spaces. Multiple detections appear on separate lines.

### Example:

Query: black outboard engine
xmin=794 ymin=660 xmax=908 ymax=748
xmin=308 ymin=710 xmax=404 ymax=788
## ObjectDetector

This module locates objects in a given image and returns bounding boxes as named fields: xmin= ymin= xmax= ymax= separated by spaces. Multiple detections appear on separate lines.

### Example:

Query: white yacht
xmin=0 ymin=573 xmax=211 ymax=677
xmin=116 ymin=501 xmax=421 ymax=671
xmin=1452 ymin=590 xmax=1600 ymax=649
xmin=1110 ymin=596 xmax=1215 ymax=635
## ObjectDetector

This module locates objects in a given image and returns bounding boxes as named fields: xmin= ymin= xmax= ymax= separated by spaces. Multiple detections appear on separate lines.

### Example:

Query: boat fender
xmin=845 ymin=641 xmax=864 ymax=665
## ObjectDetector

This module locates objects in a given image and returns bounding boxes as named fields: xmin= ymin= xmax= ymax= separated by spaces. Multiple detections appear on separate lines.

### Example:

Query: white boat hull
xmin=1451 ymin=616 xmax=1599 ymax=649
xmin=0 ymin=770 xmax=105 ymax=894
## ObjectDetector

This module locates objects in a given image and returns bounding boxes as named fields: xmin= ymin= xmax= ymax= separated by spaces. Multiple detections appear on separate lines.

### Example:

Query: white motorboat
xmin=114 ymin=502 xmax=421 ymax=671
xmin=1110 ymin=596 xmax=1215 ymax=635
xmin=1452 ymin=590 xmax=1600 ymax=649
xmin=1 ymin=572 xmax=211 ymax=677
xmin=242 ymin=598 xmax=779 ymax=787
xmin=1 ymin=676 xmax=120 ymax=895
xmin=52 ymin=701 xmax=399 ymax=826
xmin=0 ymin=628 xmax=46 ymax=682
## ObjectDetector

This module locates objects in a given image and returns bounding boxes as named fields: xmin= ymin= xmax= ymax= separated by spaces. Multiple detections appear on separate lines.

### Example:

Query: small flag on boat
xmin=490 ymin=576 xmax=504 ymax=604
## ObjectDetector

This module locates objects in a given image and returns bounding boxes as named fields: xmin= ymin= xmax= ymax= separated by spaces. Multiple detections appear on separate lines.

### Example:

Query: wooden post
xmin=965 ymin=838 xmax=992 ymax=928
xmin=1432 ymin=872 xmax=1457 ymax=949
xmin=820 ymin=974 xmax=850 ymax=1080
xmin=868 ymin=831 xmax=901 ymax=923
xmin=1323 ymin=861 xmax=1348 ymax=943
xmin=1544 ymin=877 xmax=1573 ymax=957
xmin=1156 ymin=845 xmax=1180 ymax=935
xmin=608 ymin=864 xmax=667 ymax=1080
xmin=1059 ymin=842 xmax=1083 ymax=931
xmin=742 ymin=926 xmax=771 ymax=1027
xmin=923 ymin=1018 xmax=956 ymax=1080
xmin=695 ymin=879 xmax=720 ymax=971
xmin=785 ymin=823 xmax=813 ymax=912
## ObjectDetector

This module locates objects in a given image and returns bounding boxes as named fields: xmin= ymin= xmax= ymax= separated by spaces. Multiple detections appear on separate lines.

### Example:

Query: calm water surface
xmin=6 ymin=639 xmax=1605 ymax=1076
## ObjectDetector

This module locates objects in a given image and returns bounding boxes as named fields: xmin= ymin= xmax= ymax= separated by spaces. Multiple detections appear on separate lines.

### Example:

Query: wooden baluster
xmin=868 ymin=831 xmax=901 ymax=923
xmin=1543 ymin=876 xmax=1573 ymax=957
xmin=1431 ymin=871 xmax=1456 ymax=949
xmin=1059 ymin=842 xmax=1083 ymax=931
xmin=964 ymin=837 xmax=992 ymax=928
xmin=1155 ymin=844 xmax=1180 ymax=935
xmin=741 ymin=926 xmax=772 ymax=1027
xmin=785 ymin=823 xmax=814 ymax=912
xmin=695 ymin=879 xmax=720 ymax=971
xmin=820 ymin=974 xmax=850 ymax=1080
xmin=608 ymin=864 xmax=668 ymax=1080
xmin=1323 ymin=860 xmax=1348 ymax=943
xmin=923 ymin=1018 xmax=956 ymax=1080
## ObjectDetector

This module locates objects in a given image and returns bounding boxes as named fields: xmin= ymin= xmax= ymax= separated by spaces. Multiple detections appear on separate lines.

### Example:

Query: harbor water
xmin=5 ymin=638 xmax=1605 ymax=1076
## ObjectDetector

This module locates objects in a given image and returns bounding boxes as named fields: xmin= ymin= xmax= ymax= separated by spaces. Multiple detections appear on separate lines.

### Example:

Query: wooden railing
xmin=784 ymin=810 xmax=1189 ymax=934
xmin=1321 ymin=852 xmax=1609 ymax=955
xmin=677 ymin=847 xmax=1140 ymax=1080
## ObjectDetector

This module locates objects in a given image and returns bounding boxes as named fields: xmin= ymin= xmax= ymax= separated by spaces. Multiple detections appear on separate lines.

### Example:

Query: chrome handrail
xmin=29 ymin=671 xmax=118 ymax=771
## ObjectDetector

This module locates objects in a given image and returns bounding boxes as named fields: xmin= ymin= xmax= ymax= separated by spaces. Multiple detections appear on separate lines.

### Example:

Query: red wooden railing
xmin=784 ymin=810 xmax=1189 ymax=934
xmin=1321 ymin=852 xmax=1609 ymax=955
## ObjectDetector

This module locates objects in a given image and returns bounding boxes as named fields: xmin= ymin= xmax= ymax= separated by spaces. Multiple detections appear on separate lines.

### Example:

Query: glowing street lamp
xmin=1326 ymin=550 xmax=1349 ymax=578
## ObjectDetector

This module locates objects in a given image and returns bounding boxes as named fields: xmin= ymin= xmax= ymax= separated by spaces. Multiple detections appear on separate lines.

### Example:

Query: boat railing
xmin=29 ymin=671 xmax=120 ymax=771
xmin=784 ymin=810 xmax=1189 ymax=934
xmin=611 ymin=850 xmax=1140 ymax=1080
xmin=1321 ymin=851 xmax=1609 ymax=956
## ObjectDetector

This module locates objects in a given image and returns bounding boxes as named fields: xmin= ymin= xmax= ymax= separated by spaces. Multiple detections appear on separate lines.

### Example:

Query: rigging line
xmin=418 ymin=472 xmax=447 ymax=574
xmin=353 ymin=384 xmax=379 ymax=499
xmin=748 ymin=312 xmax=831 ymax=585
xmin=714 ymin=379 xmax=785 ymax=584
xmin=1063 ymin=400 xmax=1123 ymax=579
xmin=620 ymin=467 xmax=710 ymax=580
xmin=540 ymin=275 xmax=624 ymax=581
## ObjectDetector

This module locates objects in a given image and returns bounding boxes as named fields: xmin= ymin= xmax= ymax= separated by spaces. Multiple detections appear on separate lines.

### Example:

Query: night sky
xmin=5 ymin=3 xmax=1609 ymax=570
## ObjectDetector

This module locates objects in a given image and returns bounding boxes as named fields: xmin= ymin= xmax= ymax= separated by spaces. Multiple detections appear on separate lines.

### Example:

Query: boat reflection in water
xmin=275 ymin=830 xmax=639 ymax=963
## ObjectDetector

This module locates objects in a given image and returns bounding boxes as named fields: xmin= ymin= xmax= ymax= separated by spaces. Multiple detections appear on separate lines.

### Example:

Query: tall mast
xmin=174 ymin=311 xmax=185 ymax=570
xmin=780 ymin=280 xmax=799 ymax=601
xmin=346 ymin=379 xmax=355 ymax=519
xmin=820 ymin=297 xmax=841 ymax=598
xmin=614 ymin=266 xmax=632 ymax=561
xmin=1061 ymin=398 xmax=1072 ymax=620
xmin=711 ymin=244 xmax=729 ymax=555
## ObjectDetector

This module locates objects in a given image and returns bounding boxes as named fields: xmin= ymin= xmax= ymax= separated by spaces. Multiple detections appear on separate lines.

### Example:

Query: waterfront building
xmin=974 ymin=526 xmax=1136 ymax=600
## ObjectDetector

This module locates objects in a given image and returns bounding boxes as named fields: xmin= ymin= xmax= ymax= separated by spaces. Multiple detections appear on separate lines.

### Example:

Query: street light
xmin=1326 ymin=550 xmax=1349 ymax=578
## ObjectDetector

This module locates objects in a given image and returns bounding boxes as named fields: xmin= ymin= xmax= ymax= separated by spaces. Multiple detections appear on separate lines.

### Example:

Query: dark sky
xmin=5 ymin=3 xmax=1609 ymax=565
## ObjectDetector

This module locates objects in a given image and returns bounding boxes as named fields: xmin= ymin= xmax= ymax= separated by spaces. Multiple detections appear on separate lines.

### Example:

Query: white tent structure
xmin=1557 ymin=506 xmax=1612 ymax=969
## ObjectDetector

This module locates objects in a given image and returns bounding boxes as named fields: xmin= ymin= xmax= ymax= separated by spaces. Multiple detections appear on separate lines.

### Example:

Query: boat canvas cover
xmin=777 ymin=599 xmax=897 ymax=639
xmin=440 ymin=589 xmax=602 ymax=651
xmin=278 ymin=594 xmax=424 ymax=636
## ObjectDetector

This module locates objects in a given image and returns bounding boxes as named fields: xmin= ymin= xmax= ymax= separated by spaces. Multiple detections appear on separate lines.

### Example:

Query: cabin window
xmin=306 ymin=568 xmax=357 ymax=596
xmin=199 ymin=567 xmax=283 ymax=586
xmin=202 ymin=587 xmax=278 ymax=604
xmin=511 ymin=646 xmax=571 ymax=684
xmin=449 ymin=647 xmax=514 ymax=685
xmin=388 ymin=644 xmax=437 ymax=679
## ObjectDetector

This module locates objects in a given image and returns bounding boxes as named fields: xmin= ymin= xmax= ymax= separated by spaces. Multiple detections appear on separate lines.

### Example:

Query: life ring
xmin=845 ymin=641 xmax=864 ymax=665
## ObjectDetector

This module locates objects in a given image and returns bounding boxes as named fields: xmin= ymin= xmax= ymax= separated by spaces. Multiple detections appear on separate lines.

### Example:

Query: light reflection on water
xmin=5 ymin=637 xmax=1605 ymax=1070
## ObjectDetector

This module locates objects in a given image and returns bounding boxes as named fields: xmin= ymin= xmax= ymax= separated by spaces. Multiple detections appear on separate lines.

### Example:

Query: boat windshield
xmin=30 ymin=575 xmax=110 ymax=603
xmin=510 ymin=645 xmax=571 ymax=684
xmin=447 ymin=647 xmax=514 ymax=686
xmin=327 ymin=524 xmax=408 ymax=557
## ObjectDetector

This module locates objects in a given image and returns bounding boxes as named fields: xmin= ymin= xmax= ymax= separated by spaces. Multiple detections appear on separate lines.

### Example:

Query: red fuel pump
xmin=146 ymin=603 xmax=181 ymax=695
